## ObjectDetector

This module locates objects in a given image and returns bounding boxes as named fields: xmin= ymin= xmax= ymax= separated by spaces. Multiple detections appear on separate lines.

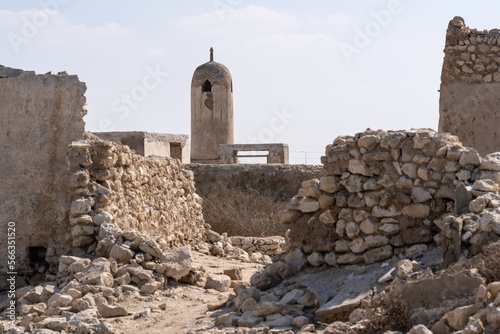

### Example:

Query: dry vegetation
xmin=201 ymin=187 xmax=289 ymax=237
xmin=444 ymin=241 xmax=500 ymax=283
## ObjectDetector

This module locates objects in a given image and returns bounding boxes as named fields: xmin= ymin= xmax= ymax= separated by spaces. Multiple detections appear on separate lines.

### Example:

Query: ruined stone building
xmin=190 ymin=48 xmax=289 ymax=164
xmin=191 ymin=48 xmax=235 ymax=163
xmin=440 ymin=17 xmax=500 ymax=157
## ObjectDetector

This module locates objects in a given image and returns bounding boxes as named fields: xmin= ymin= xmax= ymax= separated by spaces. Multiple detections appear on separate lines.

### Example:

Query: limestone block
xmin=340 ymin=175 xmax=366 ymax=193
xmin=285 ymin=249 xmax=308 ymax=272
xmin=38 ymin=317 xmax=70 ymax=331
xmin=349 ymin=238 xmax=367 ymax=254
xmin=345 ymin=222 xmax=360 ymax=239
xmin=335 ymin=240 xmax=350 ymax=253
xmin=238 ymin=311 xmax=263 ymax=327
xmin=402 ymin=204 xmax=430 ymax=218
xmin=364 ymin=235 xmax=390 ymax=248
xmin=473 ymin=179 xmax=500 ymax=192
xmin=397 ymin=259 xmax=414 ymax=279
xmin=74 ymin=258 xmax=114 ymax=287
xmin=319 ymin=176 xmax=342 ymax=193
xmin=250 ymin=271 xmax=281 ymax=291
xmin=372 ymin=205 xmax=400 ymax=218
xmin=307 ymin=252 xmax=324 ymax=266
xmin=70 ymin=225 xmax=95 ymax=237
xmin=360 ymin=218 xmax=377 ymax=234
xmin=47 ymin=293 xmax=73 ymax=308
xmin=379 ymin=223 xmax=400 ymax=235
xmin=159 ymin=245 xmax=193 ymax=280
xmin=205 ymin=274 xmax=231 ymax=292
xmin=411 ymin=187 xmax=433 ymax=203
xmin=300 ymin=179 xmax=321 ymax=197
xmin=417 ymin=166 xmax=429 ymax=180
xmin=316 ymin=290 xmax=372 ymax=323
xmin=482 ymin=153 xmax=500 ymax=171
xmin=402 ymin=163 xmax=417 ymax=179
xmin=353 ymin=209 xmax=369 ymax=223
xmin=298 ymin=198 xmax=320 ymax=213
xmin=71 ymin=197 xmax=94 ymax=217
xmin=348 ymin=160 xmax=372 ymax=176
xmin=324 ymin=252 xmax=337 ymax=266
xmin=98 ymin=304 xmax=128 ymax=317
xmin=357 ymin=135 xmax=377 ymax=149
xmin=109 ymin=244 xmax=134 ymax=264
xmin=297 ymin=287 xmax=319 ymax=308
xmin=428 ymin=158 xmax=447 ymax=172
xmin=93 ymin=211 xmax=113 ymax=225
xmin=336 ymin=220 xmax=347 ymax=238
xmin=363 ymin=245 xmax=392 ymax=264
xmin=275 ymin=209 xmax=301 ymax=225
xmin=459 ymin=148 xmax=482 ymax=166
xmin=319 ymin=210 xmax=336 ymax=224
xmin=318 ymin=194 xmax=335 ymax=209
xmin=363 ymin=178 xmax=382 ymax=191
xmin=337 ymin=253 xmax=365 ymax=265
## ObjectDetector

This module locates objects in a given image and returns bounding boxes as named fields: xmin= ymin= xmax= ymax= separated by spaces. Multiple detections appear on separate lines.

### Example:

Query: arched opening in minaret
xmin=202 ymin=80 xmax=212 ymax=92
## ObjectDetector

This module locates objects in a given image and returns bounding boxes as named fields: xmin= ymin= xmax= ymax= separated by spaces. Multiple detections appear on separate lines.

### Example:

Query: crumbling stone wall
xmin=68 ymin=135 xmax=206 ymax=256
xmin=0 ymin=68 xmax=86 ymax=275
xmin=277 ymin=129 xmax=491 ymax=266
xmin=187 ymin=164 xmax=323 ymax=202
xmin=439 ymin=17 xmax=500 ymax=156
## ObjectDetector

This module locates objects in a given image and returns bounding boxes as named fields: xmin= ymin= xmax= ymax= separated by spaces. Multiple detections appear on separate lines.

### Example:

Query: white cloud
xmin=169 ymin=5 xmax=298 ymax=36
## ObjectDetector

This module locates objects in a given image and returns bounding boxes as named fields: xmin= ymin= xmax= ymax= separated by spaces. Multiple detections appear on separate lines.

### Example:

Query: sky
xmin=2 ymin=0 xmax=500 ymax=164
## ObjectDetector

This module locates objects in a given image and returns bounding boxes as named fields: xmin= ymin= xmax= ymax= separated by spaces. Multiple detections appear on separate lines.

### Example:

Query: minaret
xmin=190 ymin=48 xmax=234 ymax=161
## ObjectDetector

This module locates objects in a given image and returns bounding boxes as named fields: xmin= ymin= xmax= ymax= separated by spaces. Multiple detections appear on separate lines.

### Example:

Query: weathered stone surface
xmin=363 ymin=245 xmax=392 ymax=264
xmin=0 ymin=71 xmax=87 ymax=272
xmin=459 ymin=148 xmax=481 ymax=166
xmin=250 ymin=271 xmax=281 ymax=291
xmin=109 ymin=244 xmax=134 ymax=264
xmin=307 ymin=252 xmax=324 ymax=266
xmin=275 ymin=209 xmax=301 ymax=225
xmin=285 ymin=249 xmax=308 ymax=272
xmin=97 ymin=304 xmax=129 ymax=317
xmin=252 ymin=301 xmax=281 ymax=317
xmin=402 ymin=204 xmax=430 ymax=218
xmin=316 ymin=290 xmax=372 ymax=323
xmin=298 ymin=198 xmax=320 ymax=213
xmin=473 ymin=179 xmax=500 ymax=192
xmin=238 ymin=311 xmax=263 ymax=327
xmin=320 ymin=176 xmax=342 ymax=193
xmin=205 ymin=274 xmax=231 ymax=292
xmin=74 ymin=258 xmax=113 ymax=287
xmin=482 ymin=153 xmax=500 ymax=171
xmin=159 ymin=246 xmax=192 ymax=280
xmin=337 ymin=253 xmax=364 ymax=265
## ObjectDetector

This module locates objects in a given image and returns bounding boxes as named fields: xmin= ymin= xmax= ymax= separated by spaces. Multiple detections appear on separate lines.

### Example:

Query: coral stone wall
xmin=68 ymin=135 xmax=207 ymax=255
xmin=277 ymin=129 xmax=491 ymax=265
xmin=440 ymin=17 xmax=500 ymax=156
xmin=0 ymin=68 xmax=86 ymax=274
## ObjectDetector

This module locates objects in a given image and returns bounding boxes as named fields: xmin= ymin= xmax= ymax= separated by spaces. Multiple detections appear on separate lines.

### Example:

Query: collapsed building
xmin=4 ymin=16 xmax=500 ymax=333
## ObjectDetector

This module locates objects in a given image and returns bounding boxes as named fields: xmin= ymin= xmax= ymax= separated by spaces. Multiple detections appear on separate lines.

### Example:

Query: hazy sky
xmin=2 ymin=1 xmax=500 ymax=164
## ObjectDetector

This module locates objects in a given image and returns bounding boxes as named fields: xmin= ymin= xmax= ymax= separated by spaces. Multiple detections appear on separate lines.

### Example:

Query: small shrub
xmin=201 ymin=187 xmax=289 ymax=237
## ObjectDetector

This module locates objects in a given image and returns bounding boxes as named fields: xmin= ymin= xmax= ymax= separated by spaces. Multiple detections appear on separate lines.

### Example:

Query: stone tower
xmin=191 ymin=48 xmax=234 ymax=161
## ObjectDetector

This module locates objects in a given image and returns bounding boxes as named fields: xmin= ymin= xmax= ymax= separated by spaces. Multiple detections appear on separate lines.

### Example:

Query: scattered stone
xmin=205 ymin=274 xmax=231 ymax=292
xmin=97 ymin=304 xmax=129 ymax=317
